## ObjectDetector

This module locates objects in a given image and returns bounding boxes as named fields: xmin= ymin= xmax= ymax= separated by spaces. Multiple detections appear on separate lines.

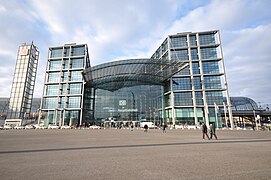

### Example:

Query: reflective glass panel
xmin=172 ymin=78 xmax=191 ymax=90
xmin=174 ymin=92 xmax=193 ymax=106
xmin=69 ymin=83 xmax=82 ymax=94
xmin=51 ymin=48 xmax=62 ymax=58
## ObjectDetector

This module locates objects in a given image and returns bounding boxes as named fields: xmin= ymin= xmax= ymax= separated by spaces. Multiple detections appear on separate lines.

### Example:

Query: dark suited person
xmin=210 ymin=123 xmax=218 ymax=140
xmin=201 ymin=122 xmax=210 ymax=140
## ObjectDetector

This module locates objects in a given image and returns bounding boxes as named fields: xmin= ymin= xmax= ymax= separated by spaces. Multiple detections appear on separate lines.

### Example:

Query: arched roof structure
xmin=224 ymin=97 xmax=258 ymax=111
xmin=83 ymin=58 xmax=187 ymax=92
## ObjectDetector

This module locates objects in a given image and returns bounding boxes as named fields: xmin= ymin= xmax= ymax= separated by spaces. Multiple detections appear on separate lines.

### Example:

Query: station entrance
xmin=82 ymin=58 xmax=187 ymax=126
xmin=94 ymin=85 xmax=162 ymax=126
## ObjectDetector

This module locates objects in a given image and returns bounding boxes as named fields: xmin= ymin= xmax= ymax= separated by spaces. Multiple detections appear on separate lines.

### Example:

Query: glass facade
xmin=151 ymin=31 xmax=232 ymax=127
xmin=82 ymin=58 xmax=187 ymax=126
xmin=94 ymin=85 xmax=162 ymax=125
xmin=226 ymin=97 xmax=258 ymax=111
xmin=38 ymin=30 xmax=233 ymax=128
xmin=40 ymin=44 xmax=90 ymax=127
xmin=7 ymin=43 xmax=39 ymax=121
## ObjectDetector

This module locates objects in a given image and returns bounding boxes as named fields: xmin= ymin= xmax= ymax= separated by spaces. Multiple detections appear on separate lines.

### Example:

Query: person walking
xmin=130 ymin=123 xmax=134 ymax=131
xmin=209 ymin=123 xmax=218 ymax=140
xmin=201 ymin=122 xmax=210 ymax=140
xmin=144 ymin=124 xmax=148 ymax=132
xmin=162 ymin=123 xmax=166 ymax=133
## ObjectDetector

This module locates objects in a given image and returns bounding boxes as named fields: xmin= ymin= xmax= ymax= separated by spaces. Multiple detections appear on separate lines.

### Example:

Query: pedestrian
xmin=201 ymin=122 xmax=210 ymax=140
xmin=144 ymin=124 xmax=148 ymax=132
xmin=209 ymin=123 xmax=218 ymax=140
xmin=162 ymin=123 xmax=166 ymax=133
xmin=130 ymin=123 xmax=134 ymax=131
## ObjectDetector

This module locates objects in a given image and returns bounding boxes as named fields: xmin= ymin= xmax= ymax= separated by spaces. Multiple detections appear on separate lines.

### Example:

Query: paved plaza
xmin=0 ymin=128 xmax=271 ymax=180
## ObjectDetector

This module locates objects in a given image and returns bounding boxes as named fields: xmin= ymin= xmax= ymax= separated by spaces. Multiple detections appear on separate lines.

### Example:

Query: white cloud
xmin=168 ymin=0 xmax=271 ymax=33
xmin=29 ymin=0 xmax=192 ymax=63
xmin=0 ymin=4 xmax=6 ymax=12
xmin=0 ymin=0 xmax=50 ymax=97
xmin=223 ymin=24 xmax=271 ymax=103
xmin=0 ymin=0 xmax=270 ymax=105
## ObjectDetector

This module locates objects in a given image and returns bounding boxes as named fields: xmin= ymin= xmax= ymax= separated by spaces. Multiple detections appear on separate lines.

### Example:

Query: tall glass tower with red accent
xmin=7 ymin=42 xmax=39 ymax=124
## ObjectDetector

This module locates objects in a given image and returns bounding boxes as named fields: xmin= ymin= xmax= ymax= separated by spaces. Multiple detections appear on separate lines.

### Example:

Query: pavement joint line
xmin=0 ymin=138 xmax=270 ymax=155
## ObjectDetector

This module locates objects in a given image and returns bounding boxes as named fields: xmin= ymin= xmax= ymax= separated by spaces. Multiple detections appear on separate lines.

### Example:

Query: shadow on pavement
xmin=1 ymin=139 xmax=270 ymax=155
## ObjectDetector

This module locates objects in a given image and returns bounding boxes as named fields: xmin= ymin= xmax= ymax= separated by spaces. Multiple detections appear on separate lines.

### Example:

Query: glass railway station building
xmin=39 ymin=30 xmax=233 ymax=128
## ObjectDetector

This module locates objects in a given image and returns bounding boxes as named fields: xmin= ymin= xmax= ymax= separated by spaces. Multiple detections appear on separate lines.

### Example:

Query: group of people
xmin=143 ymin=122 xmax=218 ymax=140
xmin=201 ymin=122 xmax=218 ymax=140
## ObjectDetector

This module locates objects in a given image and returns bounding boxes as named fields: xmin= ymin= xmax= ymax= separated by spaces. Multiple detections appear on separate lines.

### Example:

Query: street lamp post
xmin=253 ymin=110 xmax=258 ymax=130
xmin=131 ymin=92 xmax=136 ymax=121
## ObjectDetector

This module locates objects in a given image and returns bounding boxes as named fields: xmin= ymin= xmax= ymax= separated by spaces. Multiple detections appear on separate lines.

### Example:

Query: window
xmin=162 ymin=40 xmax=168 ymax=54
xmin=189 ymin=35 xmax=197 ymax=46
xmin=199 ymin=34 xmax=216 ymax=45
xmin=195 ymin=91 xmax=203 ymax=105
xmin=50 ymin=48 xmax=62 ymax=58
xmin=204 ymin=76 xmax=222 ymax=89
xmin=175 ymin=108 xmax=194 ymax=122
xmin=172 ymin=78 xmax=191 ymax=90
xmin=69 ymin=83 xmax=82 ymax=94
xmin=62 ymin=72 xmax=69 ymax=82
xmin=61 ymin=84 xmax=67 ymax=95
xmin=68 ymin=96 xmax=81 ymax=108
xmin=200 ymin=48 xmax=217 ymax=59
xmin=59 ymin=97 xmax=66 ymax=108
xmin=64 ymin=47 xmax=70 ymax=57
xmin=165 ymin=94 xmax=171 ymax=107
xmin=48 ymin=72 xmax=60 ymax=83
xmin=174 ymin=92 xmax=193 ymax=106
xmin=62 ymin=60 xmax=69 ymax=69
xmin=176 ymin=66 xmax=190 ymax=75
xmin=72 ymin=46 xmax=85 ymax=56
xmin=71 ymin=58 xmax=84 ymax=69
xmin=171 ymin=50 xmax=188 ymax=61
xmin=193 ymin=76 xmax=202 ymax=90
xmin=192 ymin=62 xmax=200 ymax=74
xmin=202 ymin=62 xmax=220 ymax=74
xmin=46 ymin=85 xmax=59 ymax=96
xmin=190 ymin=49 xmax=198 ymax=60
xmin=206 ymin=91 xmax=223 ymax=105
xmin=49 ymin=60 xmax=62 ymax=70
xmin=170 ymin=36 xmax=187 ymax=48
xmin=44 ymin=97 xmax=58 ymax=109
xmin=70 ymin=71 xmax=82 ymax=81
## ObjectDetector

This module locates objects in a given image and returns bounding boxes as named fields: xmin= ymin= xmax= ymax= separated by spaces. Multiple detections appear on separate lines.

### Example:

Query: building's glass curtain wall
xmin=8 ymin=43 xmax=39 ymax=120
xmin=151 ymin=31 xmax=232 ymax=127
xmin=37 ymin=30 xmax=233 ymax=128
xmin=83 ymin=58 xmax=187 ymax=126
xmin=40 ymin=44 xmax=90 ymax=127
xmin=94 ymin=85 xmax=162 ymax=125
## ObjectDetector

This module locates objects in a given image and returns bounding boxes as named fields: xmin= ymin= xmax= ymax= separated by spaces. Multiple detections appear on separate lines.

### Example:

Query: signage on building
xmin=19 ymin=47 xmax=28 ymax=56
xmin=119 ymin=100 xmax=126 ymax=106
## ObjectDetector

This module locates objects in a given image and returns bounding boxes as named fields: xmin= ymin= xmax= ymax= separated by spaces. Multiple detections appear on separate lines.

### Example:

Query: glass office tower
xmin=39 ymin=43 xmax=90 ymax=127
xmin=151 ymin=30 xmax=233 ymax=127
xmin=7 ymin=42 xmax=39 ymax=124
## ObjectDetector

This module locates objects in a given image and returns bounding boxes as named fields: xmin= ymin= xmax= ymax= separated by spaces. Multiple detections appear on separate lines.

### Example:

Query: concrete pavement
xmin=0 ymin=128 xmax=270 ymax=180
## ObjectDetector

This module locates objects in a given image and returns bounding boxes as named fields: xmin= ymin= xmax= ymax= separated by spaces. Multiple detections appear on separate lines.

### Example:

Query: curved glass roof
xmin=83 ymin=58 xmax=187 ymax=92
xmin=224 ymin=97 xmax=258 ymax=111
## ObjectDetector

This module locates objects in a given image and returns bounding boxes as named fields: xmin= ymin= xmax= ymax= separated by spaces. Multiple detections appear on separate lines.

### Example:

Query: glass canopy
xmin=83 ymin=58 xmax=187 ymax=92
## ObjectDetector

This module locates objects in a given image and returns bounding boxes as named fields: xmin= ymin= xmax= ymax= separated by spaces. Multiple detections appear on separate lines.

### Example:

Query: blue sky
xmin=0 ymin=0 xmax=271 ymax=107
